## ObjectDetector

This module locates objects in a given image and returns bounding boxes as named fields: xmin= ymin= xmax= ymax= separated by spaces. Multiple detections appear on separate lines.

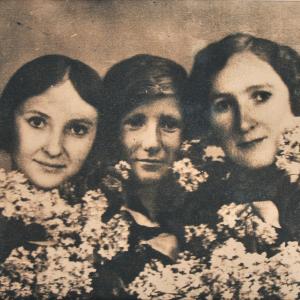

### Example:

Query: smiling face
xmin=121 ymin=97 xmax=183 ymax=185
xmin=210 ymin=51 xmax=294 ymax=169
xmin=13 ymin=80 xmax=98 ymax=189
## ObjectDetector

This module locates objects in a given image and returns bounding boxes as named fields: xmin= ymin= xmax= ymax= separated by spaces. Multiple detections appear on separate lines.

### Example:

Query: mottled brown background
xmin=1 ymin=0 xmax=300 ymax=93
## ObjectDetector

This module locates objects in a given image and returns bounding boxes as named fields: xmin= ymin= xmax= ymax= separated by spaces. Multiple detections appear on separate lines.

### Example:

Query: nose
xmin=236 ymin=102 xmax=257 ymax=133
xmin=42 ymin=131 xmax=64 ymax=158
xmin=142 ymin=123 xmax=161 ymax=155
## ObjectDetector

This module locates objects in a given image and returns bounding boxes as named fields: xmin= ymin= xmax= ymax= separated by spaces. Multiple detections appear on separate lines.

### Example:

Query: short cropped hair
xmin=102 ymin=54 xmax=188 ymax=161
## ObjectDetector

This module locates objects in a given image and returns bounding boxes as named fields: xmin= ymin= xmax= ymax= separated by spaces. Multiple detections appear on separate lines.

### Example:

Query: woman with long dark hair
xmin=0 ymin=54 xmax=104 ymax=261
xmin=187 ymin=32 xmax=300 ymax=241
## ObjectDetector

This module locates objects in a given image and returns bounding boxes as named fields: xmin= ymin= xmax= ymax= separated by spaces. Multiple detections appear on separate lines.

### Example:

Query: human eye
xmin=67 ymin=122 xmax=91 ymax=137
xmin=252 ymin=90 xmax=272 ymax=103
xmin=27 ymin=116 xmax=47 ymax=129
xmin=211 ymin=97 xmax=232 ymax=114
xmin=160 ymin=115 xmax=182 ymax=133
xmin=123 ymin=114 xmax=145 ymax=130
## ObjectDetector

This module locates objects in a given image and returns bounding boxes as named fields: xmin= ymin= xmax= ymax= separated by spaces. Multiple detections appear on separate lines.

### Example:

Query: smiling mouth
xmin=237 ymin=137 xmax=266 ymax=149
xmin=136 ymin=159 xmax=166 ymax=172
xmin=34 ymin=160 xmax=66 ymax=169
xmin=137 ymin=159 xmax=164 ymax=164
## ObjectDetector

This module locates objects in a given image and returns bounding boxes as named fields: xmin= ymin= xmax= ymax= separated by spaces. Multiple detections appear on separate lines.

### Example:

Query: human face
xmin=210 ymin=52 xmax=294 ymax=169
xmin=121 ymin=97 xmax=183 ymax=185
xmin=13 ymin=80 xmax=98 ymax=189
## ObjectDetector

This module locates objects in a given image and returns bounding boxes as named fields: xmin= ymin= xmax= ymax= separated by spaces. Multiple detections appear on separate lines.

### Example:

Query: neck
xmin=232 ymin=164 xmax=277 ymax=180
xmin=227 ymin=163 xmax=282 ymax=203
xmin=129 ymin=182 xmax=160 ymax=222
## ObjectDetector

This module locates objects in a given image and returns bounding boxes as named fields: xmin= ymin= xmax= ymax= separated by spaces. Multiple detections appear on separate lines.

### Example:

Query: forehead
xmin=20 ymin=80 xmax=98 ymax=119
xmin=125 ymin=96 xmax=182 ymax=118
xmin=213 ymin=52 xmax=287 ymax=93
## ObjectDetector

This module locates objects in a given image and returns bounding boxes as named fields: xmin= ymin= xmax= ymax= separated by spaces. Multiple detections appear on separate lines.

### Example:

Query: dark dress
xmin=92 ymin=210 xmax=178 ymax=299
xmin=180 ymin=164 xmax=300 ymax=244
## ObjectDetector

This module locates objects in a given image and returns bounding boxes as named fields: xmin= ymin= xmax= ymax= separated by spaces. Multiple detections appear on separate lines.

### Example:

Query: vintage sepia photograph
xmin=0 ymin=0 xmax=300 ymax=299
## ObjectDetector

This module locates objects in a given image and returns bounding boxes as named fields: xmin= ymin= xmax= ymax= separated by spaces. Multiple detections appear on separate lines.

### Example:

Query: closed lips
xmin=137 ymin=159 xmax=164 ymax=164
xmin=237 ymin=137 xmax=266 ymax=148
xmin=34 ymin=160 xmax=66 ymax=168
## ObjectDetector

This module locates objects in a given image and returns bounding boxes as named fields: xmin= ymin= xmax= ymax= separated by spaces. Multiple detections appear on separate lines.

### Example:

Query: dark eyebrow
xmin=160 ymin=113 xmax=182 ymax=120
xmin=245 ymin=84 xmax=273 ymax=93
xmin=210 ymin=92 xmax=233 ymax=101
xmin=67 ymin=118 xmax=96 ymax=127
xmin=122 ymin=112 xmax=145 ymax=123
xmin=210 ymin=84 xmax=274 ymax=101
xmin=22 ymin=111 xmax=96 ymax=126
xmin=125 ymin=112 xmax=144 ymax=118
xmin=23 ymin=110 xmax=49 ymax=119
xmin=160 ymin=114 xmax=183 ymax=128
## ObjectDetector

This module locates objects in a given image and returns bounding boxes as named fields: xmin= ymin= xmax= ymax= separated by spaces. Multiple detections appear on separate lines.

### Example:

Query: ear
xmin=0 ymin=150 xmax=12 ymax=171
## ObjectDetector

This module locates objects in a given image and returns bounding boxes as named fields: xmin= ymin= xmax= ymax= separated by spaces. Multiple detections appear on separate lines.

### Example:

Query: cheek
xmin=210 ymin=115 xmax=233 ymax=143
xmin=65 ymin=135 xmax=95 ymax=163
xmin=163 ymin=132 xmax=182 ymax=155
xmin=121 ymin=131 xmax=139 ymax=156
xmin=14 ymin=121 xmax=42 ymax=156
xmin=269 ymin=103 xmax=293 ymax=126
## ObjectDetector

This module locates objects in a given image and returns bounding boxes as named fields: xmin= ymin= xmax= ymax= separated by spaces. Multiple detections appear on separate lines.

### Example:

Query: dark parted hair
xmin=101 ymin=54 xmax=188 ymax=162
xmin=0 ymin=54 xmax=104 ymax=195
xmin=0 ymin=54 xmax=103 ymax=152
xmin=187 ymin=32 xmax=300 ymax=134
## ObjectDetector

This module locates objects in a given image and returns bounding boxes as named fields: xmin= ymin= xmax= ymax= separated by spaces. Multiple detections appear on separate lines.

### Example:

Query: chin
xmin=133 ymin=165 xmax=168 ymax=185
xmin=134 ymin=171 xmax=166 ymax=185
xmin=227 ymin=143 xmax=277 ymax=170
xmin=236 ymin=154 xmax=275 ymax=170
xmin=29 ymin=176 xmax=65 ymax=190
xmin=136 ymin=176 xmax=162 ymax=185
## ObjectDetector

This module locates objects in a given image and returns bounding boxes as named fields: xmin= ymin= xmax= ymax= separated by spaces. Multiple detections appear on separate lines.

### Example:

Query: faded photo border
xmin=0 ymin=0 xmax=300 ymax=298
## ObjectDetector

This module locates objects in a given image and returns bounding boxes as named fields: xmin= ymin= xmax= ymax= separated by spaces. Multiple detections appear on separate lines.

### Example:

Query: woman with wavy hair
xmin=187 ymin=32 xmax=300 ymax=241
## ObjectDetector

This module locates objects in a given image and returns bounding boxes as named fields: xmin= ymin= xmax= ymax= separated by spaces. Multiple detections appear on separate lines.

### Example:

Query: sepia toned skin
xmin=13 ymin=80 xmax=98 ymax=189
xmin=121 ymin=97 xmax=183 ymax=185
xmin=210 ymin=52 xmax=294 ymax=170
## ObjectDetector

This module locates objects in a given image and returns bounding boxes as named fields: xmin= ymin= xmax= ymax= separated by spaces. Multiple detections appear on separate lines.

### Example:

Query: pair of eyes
xmin=122 ymin=114 xmax=182 ymax=133
xmin=27 ymin=116 xmax=91 ymax=137
xmin=211 ymin=90 xmax=272 ymax=113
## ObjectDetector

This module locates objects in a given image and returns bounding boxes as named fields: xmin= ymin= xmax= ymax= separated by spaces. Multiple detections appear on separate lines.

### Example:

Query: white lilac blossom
xmin=184 ymin=224 xmax=217 ymax=249
xmin=0 ymin=169 xmax=131 ymax=299
xmin=128 ymin=231 xmax=300 ymax=299
xmin=114 ymin=160 xmax=131 ymax=180
xmin=217 ymin=203 xmax=278 ymax=245
xmin=276 ymin=124 xmax=300 ymax=183
xmin=127 ymin=251 xmax=209 ymax=299
xmin=172 ymin=158 xmax=208 ymax=192
xmin=202 ymin=145 xmax=226 ymax=162
xmin=79 ymin=190 xmax=130 ymax=261
xmin=180 ymin=139 xmax=201 ymax=153
xmin=95 ymin=214 xmax=130 ymax=260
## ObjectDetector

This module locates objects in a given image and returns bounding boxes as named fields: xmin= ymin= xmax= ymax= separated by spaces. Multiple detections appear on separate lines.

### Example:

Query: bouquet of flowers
xmin=0 ymin=169 xmax=131 ymax=299
xmin=173 ymin=138 xmax=227 ymax=192
xmin=127 ymin=203 xmax=300 ymax=299
xmin=276 ymin=121 xmax=300 ymax=183
xmin=126 ymin=121 xmax=300 ymax=299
